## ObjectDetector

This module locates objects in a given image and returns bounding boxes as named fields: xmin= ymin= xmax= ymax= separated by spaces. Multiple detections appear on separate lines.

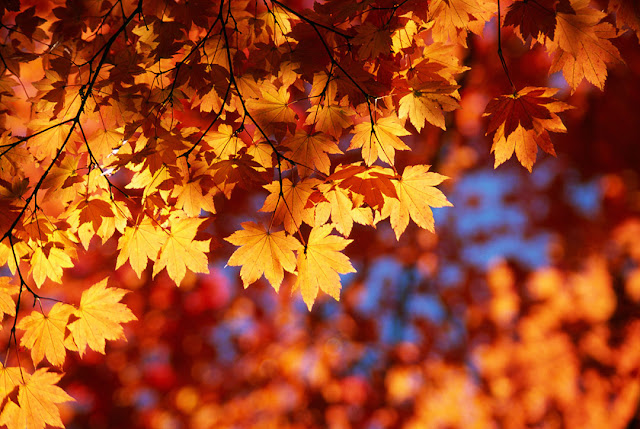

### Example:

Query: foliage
xmin=0 ymin=0 xmax=639 ymax=427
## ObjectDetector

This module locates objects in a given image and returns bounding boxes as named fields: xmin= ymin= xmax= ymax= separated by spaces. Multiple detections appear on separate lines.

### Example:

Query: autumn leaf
xmin=116 ymin=217 xmax=165 ymax=278
xmin=0 ymin=366 xmax=21 ymax=404
xmin=202 ymin=124 xmax=246 ymax=160
xmin=0 ymin=277 xmax=18 ymax=322
xmin=313 ymin=184 xmax=373 ymax=237
xmin=398 ymin=82 xmax=460 ymax=131
xmin=293 ymin=225 xmax=355 ymax=310
xmin=483 ymin=87 xmax=572 ymax=171
xmin=547 ymin=0 xmax=623 ymax=91
xmin=17 ymin=303 xmax=74 ymax=367
xmin=429 ymin=0 xmax=494 ymax=46
xmin=225 ymin=222 xmax=300 ymax=291
xmin=305 ymin=99 xmax=355 ymax=139
xmin=172 ymin=179 xmax=217 ymax=217
xmin=283 ymin=130 xmax=342 ymax=177
xmin=381 ymin=165 xmax=452 ymax=239
xmin=503 ymin=0 xmax=574 ymax=40
xmin=30 ymin=244 xmax=74 ymax=287
xmin=67 ymin=279 xmax=136 ymax=356
xmin=609 ymin=0 xmax=640 ymax=40
xmin=11 ymin=369 xmax=73 ymax=429
xmin=246 ymin=82 xmax=297 ymax=138
xmin=353 ymin=22 xmax=393 ymax=59
xmin=261 ymin=178 xmax=320 ymax=234
xmin=152 ymin=217 xmax=211 ymax=284
xmin=348 ymin=115 xmax=411 ymax=166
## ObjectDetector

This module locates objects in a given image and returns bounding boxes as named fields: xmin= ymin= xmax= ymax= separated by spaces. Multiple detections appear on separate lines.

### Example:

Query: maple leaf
xmin=261 ymin=178 xmax=320 ymax=234
xmin=382 ymin=166 xmax=452 ymax=239
xmin=116 ymin=217 xmax=165 ymax=278
xmin=429 ymin=0 xmax=494 ymax=46
xmin=0 ymin=366 xmax=21 ymax=405
xmin=504 ymin=0 xmax=572 ymax=40
xmin=17 ymin=303 xmax=74 ymax=367
xmin=0 ymin=277 xmax=18 ymax=322
xmin=348 ymin=115 xmax=410 ymax=166
xmin=30 ymin=244 xmax=74 ymax=288
xmin=609 ymin=0 xmax=640 ymax=40
xmin=172 ymin=179 xmax=217 ymax=217
xmin=311 ymin=184 xmax=373 ymax=237
xmin=4 ymin=369 xmax=74 ymax=429
xmin=202 ymin=124 xmax=246 ymax=160
xmin=305 ymin=100 xmax=355 ymax=139
xmin=67 ymin=279 xmax=136 ymax=356
xmin=152 ymin=217 xmax=211 ymax=284
xmin=330 ymin=164 xmax=398 ymax=211
xmin=293 ymin=225 xmax=355 ymax=310
xmin=225 ymin=222 xmax=300 ymax=291
xmin=77 ymin=198 xmax=115 ymax=230
xmin=547 ymin=0 xmax=623 ymax=91
xmin=398 ymin=82 xmax=461 ymax=131
xmin=284 ymin=130 xmax=342 ymax=177
xmin=246 ymin=82 xmax=297 ymax=139
xmin=484 ymin=87 xmax=572 ymax=171
xmin=353 ymin=22 xmax=393 ymax=59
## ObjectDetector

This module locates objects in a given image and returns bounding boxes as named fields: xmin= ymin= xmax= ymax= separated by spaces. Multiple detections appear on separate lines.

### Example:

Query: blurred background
xmin=7 ymin=11 xmax=640 ymax=429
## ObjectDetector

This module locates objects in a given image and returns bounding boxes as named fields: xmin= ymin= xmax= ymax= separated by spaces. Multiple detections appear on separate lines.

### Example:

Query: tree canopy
xmin=0 ymin=0 xmax=639 ymax=427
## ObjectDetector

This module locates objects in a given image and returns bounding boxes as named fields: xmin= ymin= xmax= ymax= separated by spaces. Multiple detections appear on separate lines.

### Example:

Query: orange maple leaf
xmin=260 ymin=178 xmax=320 ymax=234
xmin=67 ymin=279 xmax=136 ymax=356
xmin=30 ymin=244 xmax=74 ymax=288
xmin=312 ymin=184 xmax=373 ymax=237
xmin=398 ymin=82 xmax=460 ymax=131
xmin=0 ymin=277 xmax=18 ymax=321
xmin=483 ymin=87 xmax=572 ymax=171
xmin=283 ymin=130 xmax=342 ymax=177
xmin=305 ymin=98 xmax=355 ymax=139
xmin=246 ymin=82 xmax=297 ymax=139
xmin=116 ymin=217 xmax=165 ymax=278
xmin=152 ymin=217 xmax=211 ymax=284
xmin=548 ymin=0 xmax=623 ymax=91
xmin=17 ymin=303 xmax=74 ymax=367
xmin=0 ymin=368 xmax=74 ymax=429
xmin=293 ymin=225 xmax=355 ymax=310
xmin=382 ymin=165 xmax=453 ymax=239
xmin=225 ymin=222 xmax=300 ymax=291
xmin=348 ymin=115 xmax=410 ymax=166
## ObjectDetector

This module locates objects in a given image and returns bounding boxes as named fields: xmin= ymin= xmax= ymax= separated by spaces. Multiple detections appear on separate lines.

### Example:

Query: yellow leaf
xmin=116 ymin=217 xmax=165 ymax=278
xmin=0 ymin=366 xmax=21 ymax=404
xmin=305 ymin=101 xmax=354 ymax=139
xmin=173 ymin=179 xmax=216 ymax=217
xmin=17 ymin=303 xmax=74 ymax=367
xmin=0 ymin=277 xmax=18 ymax=322
xmin=398 ymin=84 xmax=460 ymax=131
xmin=202 ymin=124 xmax=245 ymax=160
xmin=549 ymin=0 xmax=623 ymax=91
xmin=429 ymin=0 xmax=494 ymax=46
xmin=293 ymin=225 xmax=355 ymax=310
xmin=348 ymin=115 xmax=410 ymax=166
xmin=67 ymin=279 xmax=136 ymax=356
xmin=152 ymin=218 xmax=211 ymax=284
xmin=384 ymin=165 xmax=452 ymax=239
xmin=17 ymin=369 xmax=73 ymax=429
xmin=316 ymin=184 xmax=372 ymax=237
xmin=246 ymin=82 xmax=296 ymax=135
xmin=225 ymin=222 xmax=300 ymax=291
xmin=284 ymin=130 xmax=342 ymax=177
xmin=260 ymin=178 xmax=320 ymax=234
xmin=30 ymin=245 xmax=74 ymax=288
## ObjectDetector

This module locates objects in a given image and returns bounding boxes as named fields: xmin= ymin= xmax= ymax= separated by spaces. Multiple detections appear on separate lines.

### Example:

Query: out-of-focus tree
xmin=0 ymin=0 xmax=639 ymax=427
